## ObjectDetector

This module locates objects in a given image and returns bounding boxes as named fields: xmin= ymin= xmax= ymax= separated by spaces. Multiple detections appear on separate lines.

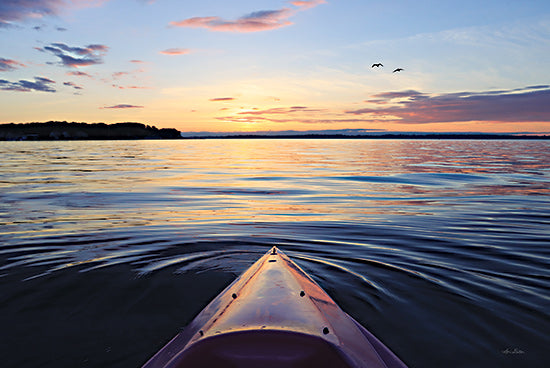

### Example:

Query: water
xmin=1 ymin=139 xmax=549 ymax=367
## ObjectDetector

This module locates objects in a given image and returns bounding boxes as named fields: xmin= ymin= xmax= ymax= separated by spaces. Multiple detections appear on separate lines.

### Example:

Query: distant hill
xmin=0 ymin=121 xmax=182 ymax=141
xmin=181 ymin=132 xmax=549 ymax=140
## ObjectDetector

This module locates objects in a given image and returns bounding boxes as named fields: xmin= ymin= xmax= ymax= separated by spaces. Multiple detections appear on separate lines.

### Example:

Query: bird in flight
xmin=393 ymin=68 xmax=404 ymax=73
xmin=372 ymin=63 xmax=383 ymax=68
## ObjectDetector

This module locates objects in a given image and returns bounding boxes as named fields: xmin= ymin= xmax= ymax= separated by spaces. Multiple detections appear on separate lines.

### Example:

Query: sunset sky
xmin=1 ymin=0 xmax=550 ymax=133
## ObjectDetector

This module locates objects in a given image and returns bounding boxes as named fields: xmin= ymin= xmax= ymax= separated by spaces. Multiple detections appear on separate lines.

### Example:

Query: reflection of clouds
xmin=1 ymin=139 xmax=548 ymax=280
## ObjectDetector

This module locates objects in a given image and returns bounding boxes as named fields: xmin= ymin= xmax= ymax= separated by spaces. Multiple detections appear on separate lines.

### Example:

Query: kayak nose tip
xmin=271 ymin=247 xmax=278 ymax=255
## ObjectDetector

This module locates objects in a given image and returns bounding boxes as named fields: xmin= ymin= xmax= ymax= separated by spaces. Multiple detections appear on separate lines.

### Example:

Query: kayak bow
xmin=142 ymin=247 xmax=407 ymax=368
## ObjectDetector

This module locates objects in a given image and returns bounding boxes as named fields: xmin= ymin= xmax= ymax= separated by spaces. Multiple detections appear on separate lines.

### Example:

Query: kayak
xmin=142 ymin=247 xmax=407 ymax=368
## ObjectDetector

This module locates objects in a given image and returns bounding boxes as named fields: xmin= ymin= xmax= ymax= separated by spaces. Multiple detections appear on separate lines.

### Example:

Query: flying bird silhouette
xmin=371 ymin=63 xmax=383 ymax=68
xmin=393 ymin=68 xmax=404 ymax=73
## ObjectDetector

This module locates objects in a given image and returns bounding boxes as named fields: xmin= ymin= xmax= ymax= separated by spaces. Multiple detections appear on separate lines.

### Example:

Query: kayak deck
xmin=142 ymin=247 xmax=407 ymax=368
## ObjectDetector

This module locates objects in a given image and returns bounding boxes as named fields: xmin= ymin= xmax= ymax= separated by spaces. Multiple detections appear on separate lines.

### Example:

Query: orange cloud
xmin=210 ymin=97 xmax=236 ymax=101
xmin=237 ymin=106 xmax=322 ymax=115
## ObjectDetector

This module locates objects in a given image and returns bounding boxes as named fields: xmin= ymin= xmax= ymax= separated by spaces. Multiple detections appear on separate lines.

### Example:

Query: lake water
xmin=1 ymin=139 xmax=549 ymax=367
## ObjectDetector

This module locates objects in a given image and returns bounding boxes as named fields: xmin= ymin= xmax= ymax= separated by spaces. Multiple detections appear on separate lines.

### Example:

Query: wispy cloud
xmin=217 ymin=105 xmax=356 ymax=125
xmin=101 ymin=104 xmax=144 ymax=109
xmin=112 ymin=71 xmax=129 ymax=79
xmin=31 ymin=24 xmax=68 ymax=32
xmin=215 ymin=86 xmax=550 ymax=126
xmin=210 ymin=97 xmax=235 ymax=101
xmin=290 ymin=1 xmax=327 ymax=10
xmin=347 ymin=86 xmax=550 ymax=124
xmin=38 ymin=42 xmax=109 ymax=68
xmin=169 ymin=0 xmax=325 ymax=33
xmin=238 ymin=106 xmax=323 ymax=115
xmin=0 ymin=57 xmax=26 ymax=71
xmin=159 ymin=48 xmax=192 ymax=55
xmin=111 ymin=84 xmax=149 ymax=90
xmin=109 ymin=68 xmax=146 ymax=87
xmin=63 ymin=81 xmax=82 ymax=90
xmin=365 ymin=90 xmax=428 ymax=104
xmin=0 ymin=0 xmax=108 ymax=27
xmin=66 ymin=70 xmax=92 ymax=78
xmin=0 ymin=76 xmax=55 ymax=92
xmin=216 ymin=114 xmax=397 ymax=125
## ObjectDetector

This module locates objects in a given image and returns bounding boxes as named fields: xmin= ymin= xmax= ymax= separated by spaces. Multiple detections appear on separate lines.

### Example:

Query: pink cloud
xmin=169 ymin=1 xmax=325 ymax=33
xmin=112 ymin=71 xmax=129 ymax=78
xmin=159 ymin=48 xmax=192 ymax=55
xmin=0 ymin=57 xmax=26 ymax=71
xmin=290 ymin=0 xmax=327 ymax=10
xmin=170 ymin=10 xmax=293 ymax=33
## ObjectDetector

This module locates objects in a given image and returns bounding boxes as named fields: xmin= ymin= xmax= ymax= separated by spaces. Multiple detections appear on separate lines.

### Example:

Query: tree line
xmin=0 ymin=121 xmax=182 ymax=140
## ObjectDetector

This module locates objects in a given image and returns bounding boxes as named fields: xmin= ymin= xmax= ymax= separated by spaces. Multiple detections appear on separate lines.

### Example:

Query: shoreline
xmin=1 ymin=122 xmax=548 ymax=141
xmin=181 ymin=133 xmax=549 ymax=140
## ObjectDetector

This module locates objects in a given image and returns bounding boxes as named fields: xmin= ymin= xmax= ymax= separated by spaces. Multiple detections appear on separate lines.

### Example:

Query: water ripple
xmin=1 ymin=139 xmax=549 ymax=368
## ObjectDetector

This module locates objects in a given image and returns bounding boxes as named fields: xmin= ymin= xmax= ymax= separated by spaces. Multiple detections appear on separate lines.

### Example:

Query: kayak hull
xmin=142 ymin=247 xmax=407 ymax=368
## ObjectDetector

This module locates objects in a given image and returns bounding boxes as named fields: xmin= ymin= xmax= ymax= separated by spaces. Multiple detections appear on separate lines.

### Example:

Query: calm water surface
xmin=1 ymin=139 xmax=549 ymax=367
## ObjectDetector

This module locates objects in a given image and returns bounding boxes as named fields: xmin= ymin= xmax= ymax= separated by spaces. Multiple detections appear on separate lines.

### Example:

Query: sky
xmin=1 ymin=0 xmax=550 ymax=134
